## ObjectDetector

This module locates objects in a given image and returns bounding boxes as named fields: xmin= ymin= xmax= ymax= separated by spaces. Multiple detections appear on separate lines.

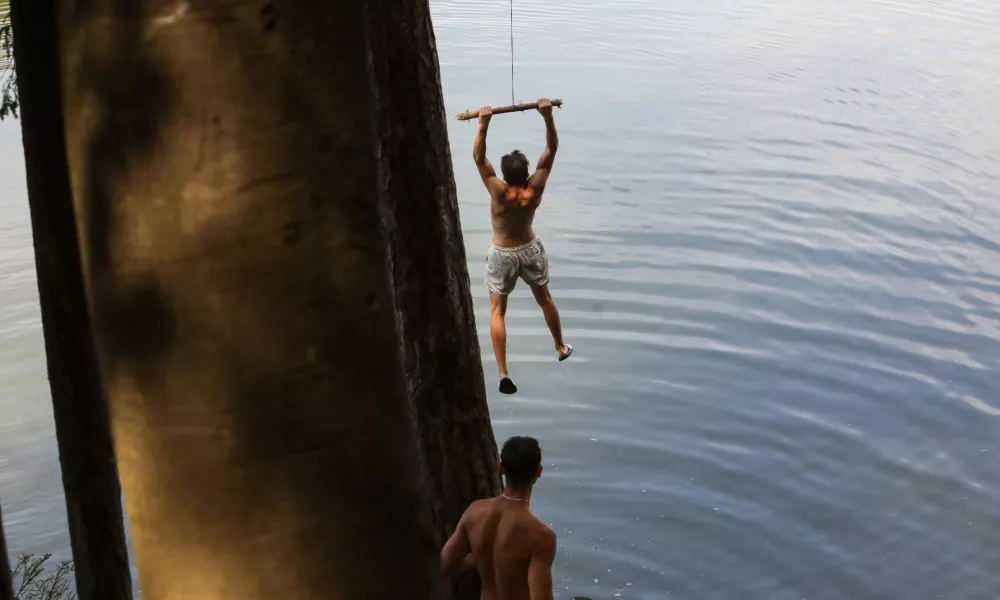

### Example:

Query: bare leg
xmin=490 ymin=292 xmax=510 ymax=379
xmin=530 ymin=284 xmax=569 ymax=356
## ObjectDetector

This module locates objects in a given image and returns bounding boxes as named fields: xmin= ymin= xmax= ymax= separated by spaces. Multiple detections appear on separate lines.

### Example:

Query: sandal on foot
xmin=499 ymin=377 xmax=518 ymax=394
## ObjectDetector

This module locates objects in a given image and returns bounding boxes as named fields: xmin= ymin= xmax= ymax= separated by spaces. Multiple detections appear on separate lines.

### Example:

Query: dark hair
xmin=500 ymin=436 xmax=541 ymax=486
xmin=501 ymin=150 xmax=530 ymax=187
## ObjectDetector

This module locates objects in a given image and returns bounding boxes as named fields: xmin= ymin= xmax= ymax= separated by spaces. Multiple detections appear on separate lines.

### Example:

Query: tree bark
xmin=57 ymin=1 xmax=441 ymax=598
xmin=9 ymin=2 xmax=134 ymax=599
xmin=366 ymin=2 xmax=502 ymax=599
xmin=0 ymin=504 xmax=13 ymax=600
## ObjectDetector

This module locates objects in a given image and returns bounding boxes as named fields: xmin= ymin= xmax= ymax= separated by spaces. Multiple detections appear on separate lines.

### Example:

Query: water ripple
xmin=438 ymin=1 xmax=1000 ymax=598
xmin=0 ymin=2 xmax=998 ymax=599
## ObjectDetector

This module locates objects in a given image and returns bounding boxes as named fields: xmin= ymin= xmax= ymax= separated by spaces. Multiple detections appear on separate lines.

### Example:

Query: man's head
xmin=499 ymin=435 xmax=542 ymax=488
xmin=501 ymin=150 xmax=530 ymax=187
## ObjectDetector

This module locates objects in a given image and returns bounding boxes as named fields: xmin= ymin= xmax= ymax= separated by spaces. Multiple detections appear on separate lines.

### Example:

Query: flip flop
xmin=499 ymin=377 xmax=518 ymax=395
xmin=558 ymin=344 xmax=574 ymax=361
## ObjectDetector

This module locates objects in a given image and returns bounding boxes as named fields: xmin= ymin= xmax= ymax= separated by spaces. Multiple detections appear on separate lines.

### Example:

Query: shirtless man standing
xmin=475 ymin=98 xmax=573 ymax=395
xmin=441 ymin=436 xmax=556 ymax=600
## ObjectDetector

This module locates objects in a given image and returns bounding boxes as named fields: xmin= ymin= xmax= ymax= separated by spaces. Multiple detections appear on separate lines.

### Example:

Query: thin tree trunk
xmin=366 ymin=2 xmax=502 ymax=599
xmin=57 ymin=1 xmax=442 ymax=598
xmin=0 ymin=504 xmax=13 ymax=600
xmin=9 ymin=2 xmax=133 ymax=599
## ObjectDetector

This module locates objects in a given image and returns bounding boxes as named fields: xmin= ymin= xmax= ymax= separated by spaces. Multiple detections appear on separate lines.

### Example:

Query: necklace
xmin=501 ymin=493 xmax=528 ymax=503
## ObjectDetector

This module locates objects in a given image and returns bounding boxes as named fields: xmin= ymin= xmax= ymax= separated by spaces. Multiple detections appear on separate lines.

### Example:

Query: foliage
xmin=10 ymin=554 xmax=77 ymax=600
xmin=0 ymin=0 xmax=18 ymax=120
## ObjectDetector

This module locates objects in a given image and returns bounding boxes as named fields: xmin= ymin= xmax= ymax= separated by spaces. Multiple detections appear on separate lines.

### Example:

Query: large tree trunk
xmin=366 ymin=2 xmax=501 ymax=598
xmin=9 ymin=2 xmax=133 ymax=599
xmin=0 ymin=504 xmax=12 ymax=600
xmin=56 ymin=1 xmax=441 ymax=598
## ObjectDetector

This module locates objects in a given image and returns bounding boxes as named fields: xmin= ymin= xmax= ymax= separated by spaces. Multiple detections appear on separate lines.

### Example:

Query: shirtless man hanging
xmin=441 ymin=436 xmax=556 ymax=600
xmin=475 ymin=98 xmax=572 ymax=395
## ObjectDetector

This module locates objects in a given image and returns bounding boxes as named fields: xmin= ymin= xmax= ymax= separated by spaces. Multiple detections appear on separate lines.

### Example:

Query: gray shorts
xmin=485 ymin=238 xmax=550 ymax=296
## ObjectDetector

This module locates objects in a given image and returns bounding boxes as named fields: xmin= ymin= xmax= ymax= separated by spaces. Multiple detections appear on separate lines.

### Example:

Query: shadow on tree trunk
xmin=57 ymin=1 xmax=446 ymax=598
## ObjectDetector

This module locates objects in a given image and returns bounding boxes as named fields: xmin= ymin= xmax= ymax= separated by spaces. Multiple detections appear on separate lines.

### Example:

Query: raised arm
xmin=527 ymin=528 xmax=557 ymax=600
xmin=473 ymin=106 xmax=505 ymax=197
xmin=527 ymin=98 xmax=558 ymax=196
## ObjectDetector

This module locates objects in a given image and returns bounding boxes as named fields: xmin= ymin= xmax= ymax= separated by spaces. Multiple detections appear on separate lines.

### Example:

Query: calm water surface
xmin=3 ymin=1 xmax=1000 ymax=598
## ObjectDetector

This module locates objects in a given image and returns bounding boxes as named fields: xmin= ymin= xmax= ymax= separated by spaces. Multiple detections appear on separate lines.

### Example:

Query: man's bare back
xmin=490 ymin=184 xmax=541 ymax=248
xmin=458 ymin=498 xmax=556 ymax=600
xmin=442 ymin=436 xmax=555 ymax=600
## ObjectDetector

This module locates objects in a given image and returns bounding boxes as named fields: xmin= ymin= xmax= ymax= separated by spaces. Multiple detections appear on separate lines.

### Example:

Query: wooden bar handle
xmin=456 ymin=99 xmax=563 ymax=121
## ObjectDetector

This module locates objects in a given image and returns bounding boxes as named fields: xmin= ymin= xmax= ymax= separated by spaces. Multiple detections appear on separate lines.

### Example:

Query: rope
xmin=509 ymin=0 xmax=515 ymax=105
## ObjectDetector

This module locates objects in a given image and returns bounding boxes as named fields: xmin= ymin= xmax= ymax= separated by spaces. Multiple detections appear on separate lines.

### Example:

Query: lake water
xmin=3 ymin=0 xmax=1000 ymax=598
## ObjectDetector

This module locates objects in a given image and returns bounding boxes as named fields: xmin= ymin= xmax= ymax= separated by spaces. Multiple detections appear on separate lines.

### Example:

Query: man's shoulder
xmin=528 ymin=513 xmax=556 ymax=542
xmin=539 ymin=520 xmax=556 ymax=540
xmin=521 ymin=186 xmax=544 ymax=207
xmin=463 ymin=497 xmax=497 ymax=520
xmin=487 ymin=179 xmax=509 ymax=200
xmin=468 ymin=497 xmax=494 ymax=510
xmin=528 ymin=517 xmax=557 ymax=559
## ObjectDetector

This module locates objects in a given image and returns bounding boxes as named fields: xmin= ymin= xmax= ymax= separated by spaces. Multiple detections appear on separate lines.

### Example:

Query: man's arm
xmin=527 ymin=528 xmax=557 ymax=600
xmin=441 ymin=514 xmax=476 ymax=574
xmin=473 ymin=106 xmax=505 ymax=197
xmin=527 ymin=98 xmax=558 ymax=197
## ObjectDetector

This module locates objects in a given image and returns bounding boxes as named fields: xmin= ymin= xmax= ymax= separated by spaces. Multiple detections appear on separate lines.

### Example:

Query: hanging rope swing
xmin=455 ymin=0 xmax=563 ymax=121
